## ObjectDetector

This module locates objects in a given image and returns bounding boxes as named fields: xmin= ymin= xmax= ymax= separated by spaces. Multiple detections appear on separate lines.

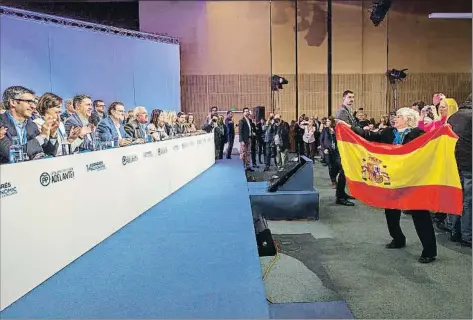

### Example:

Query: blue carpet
xmin=269 ymin=302 xmax=354 ymax=319
xmin=1 ymin=159 xmax=269 ymax=319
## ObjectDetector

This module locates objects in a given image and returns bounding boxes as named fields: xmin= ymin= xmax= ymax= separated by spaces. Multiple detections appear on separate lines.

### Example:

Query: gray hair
xmin=65 ymin=98 xmax=73 ymax=108
xmin=72 ymin=94 xmax=91 ymax=109
xmin=134 ymin=106 xmax=147 ymax=115
xmin=2 ymin=86 xmax=35 ymax=110
xmin=396 ymin=107 xmax=419 ymax=128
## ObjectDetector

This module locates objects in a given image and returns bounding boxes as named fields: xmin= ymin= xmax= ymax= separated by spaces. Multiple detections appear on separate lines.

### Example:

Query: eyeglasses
xmin=14 ymin=99 xmax=36 ymax=105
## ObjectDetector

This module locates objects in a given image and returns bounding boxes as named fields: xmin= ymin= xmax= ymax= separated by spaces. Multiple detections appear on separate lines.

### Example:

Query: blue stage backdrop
xmin=0 ymin=13 xmax=181 ymax=112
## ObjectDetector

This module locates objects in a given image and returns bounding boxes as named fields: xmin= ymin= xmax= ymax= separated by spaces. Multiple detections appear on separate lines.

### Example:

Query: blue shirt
xmin=7 ymin=112 xmax=27 ymax=145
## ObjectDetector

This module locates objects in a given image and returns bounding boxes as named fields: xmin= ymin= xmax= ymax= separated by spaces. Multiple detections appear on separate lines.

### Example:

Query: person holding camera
xmin=263 ymin=115 xmax=276 ymax=171
xmin=204 ymin=114 xmax=225 ymax=160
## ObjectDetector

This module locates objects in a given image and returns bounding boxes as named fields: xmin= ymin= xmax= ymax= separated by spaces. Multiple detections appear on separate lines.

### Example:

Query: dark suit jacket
xmin=64 ymin=113 xmax=94 ymax=151
xmin=274 ymin=121 xmax=290 ymax=151
xmin=335 ymin=105 xmax=358 ymax=127
xmin=238 ymin=117 xmax=251 ymax=143
xmin=96 ymin=117 xmax=131 ymax=141
xmin=124 ymin=119 xmax=146 ymax=139
xmin=0 ymin=113 xmax=58 ymax=164
xmin=89 ymin=110 xmax=107 ymax=127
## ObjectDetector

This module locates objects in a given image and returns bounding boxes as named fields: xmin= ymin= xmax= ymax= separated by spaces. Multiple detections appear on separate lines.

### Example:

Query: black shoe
xmin=385 ymin=240 xmax=406 ymax=249
xmin=450 ymin=234 xmax=462 ymax=242
xmin=336 ymin=199 xmax=355 ymax=206
xmin=226 ymin=156 xmax=232 ymax=159
xmin=344 ymin=195 xmax=355 ymax=200
xmin=460 ymin=240 xmax=472 ymax=248
xmin=264 ymin=167 xmax=270 ymax=172
xmin=436 ymin=221 xmax=450 ymax=232
xmin=418 ymin=256 xmax=436 ymax=264
xmin=246 ymin=168 xmax=254 ymax=172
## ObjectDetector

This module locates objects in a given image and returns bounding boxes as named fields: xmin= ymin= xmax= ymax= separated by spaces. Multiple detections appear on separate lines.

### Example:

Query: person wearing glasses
xmin=96 ymin=102 xmax=132 ymax=147
xmin=0 ymin=86 xmax=59 ymax=164
xmin=124 ymin=106 xmax=148 ymax=143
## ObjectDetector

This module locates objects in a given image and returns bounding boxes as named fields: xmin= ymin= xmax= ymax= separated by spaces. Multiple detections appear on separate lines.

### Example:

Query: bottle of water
xmin=9 ymin=136 xmax=24 ymax=164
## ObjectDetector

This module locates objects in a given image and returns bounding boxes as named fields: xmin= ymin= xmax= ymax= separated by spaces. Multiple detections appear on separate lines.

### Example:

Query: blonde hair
xmin=445 ymin=98 xmax=458 ymax=118
xmin=167 ymin=111 xmax=177 ymax=123
xmin=396 ymin=107 xmax=419 ymax=128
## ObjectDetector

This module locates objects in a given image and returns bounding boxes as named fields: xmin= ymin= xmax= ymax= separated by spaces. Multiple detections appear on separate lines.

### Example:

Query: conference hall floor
xmin=249 ymin=159 xmax=472 ymax=319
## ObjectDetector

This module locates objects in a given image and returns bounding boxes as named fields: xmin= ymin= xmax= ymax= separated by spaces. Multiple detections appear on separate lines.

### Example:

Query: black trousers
xmin=385 ymin=209 xmax=437 ymax=258
xmin=336 ymin=169 xmax=348 ymax=199
xmin=226 ymin=135 xmax=234 ymax=158
xmin=218 ymin=140 xmax=225 ymax=159
xmin=250 ymin=138 xmax=257 ymax=165
xmin=258 ymin=140 xmax=266 ymax=163
xmin=325 ymin=150 xmax=340 ymax=184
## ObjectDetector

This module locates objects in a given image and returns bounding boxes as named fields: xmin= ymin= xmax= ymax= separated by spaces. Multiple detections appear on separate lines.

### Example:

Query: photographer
xmin=204 ymin=114 xmax=225 ymax=160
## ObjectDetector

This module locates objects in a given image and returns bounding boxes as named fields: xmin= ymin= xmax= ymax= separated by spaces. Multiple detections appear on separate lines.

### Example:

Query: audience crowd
xmin=1 ymin=85 xmax=470 ymax=262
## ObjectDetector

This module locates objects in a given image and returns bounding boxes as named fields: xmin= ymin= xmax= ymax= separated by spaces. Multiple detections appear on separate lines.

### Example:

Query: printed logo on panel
xmin=122 ymin=155 xmax=139 ymax=166
xmin=40 ymin=167 xmax=75 ymax=187
xmin=0 ymin=182 xmax=17 ymax=198
xmin=86 ymin=161 xmax=106 ymax=172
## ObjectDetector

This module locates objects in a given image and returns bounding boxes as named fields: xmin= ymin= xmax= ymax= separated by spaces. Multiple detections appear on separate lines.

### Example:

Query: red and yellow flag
xmin=336 ymin=124 xmax=463 ymax=215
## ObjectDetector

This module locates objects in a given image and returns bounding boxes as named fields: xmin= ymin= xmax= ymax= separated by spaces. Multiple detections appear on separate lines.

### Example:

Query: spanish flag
xmin=336 ymin=125 xmax=463 ymax=215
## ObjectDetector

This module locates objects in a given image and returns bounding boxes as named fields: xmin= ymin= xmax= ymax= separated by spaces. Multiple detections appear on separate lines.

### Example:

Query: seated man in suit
xmin=64 ymin=94 xmax=95 ymax=151
xmin=96 ymin=102 xmax=132 ymax=147
xmin=0 ymin=86 xmax=59 ymax=164
xmin=124 ymin=106 xmax=148 ymax=143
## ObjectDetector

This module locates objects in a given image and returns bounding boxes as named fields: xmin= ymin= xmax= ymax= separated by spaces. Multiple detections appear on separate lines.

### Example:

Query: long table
xmin=0 ymin=133 xmax=215 ymax=311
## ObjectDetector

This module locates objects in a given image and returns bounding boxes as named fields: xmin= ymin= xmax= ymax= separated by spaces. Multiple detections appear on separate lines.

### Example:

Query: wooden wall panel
xmin=182 ymin=73 xmax=471 ymax=125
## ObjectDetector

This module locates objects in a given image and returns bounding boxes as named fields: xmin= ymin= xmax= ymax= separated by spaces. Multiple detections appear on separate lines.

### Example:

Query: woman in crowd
xmin=35 ymin=93 xmax=83 ymax=155
xmin=289 ymin=120 xmax=296 ymax=152
xmin=418 ymin=101 xmax=448 ymax=132
xmin=147 ymin=109 xmax=169 ymax=141
xmin=377 ymin=115 xmax=389 ymax=130
xmin=166 ymin=111 xmax=177 ymax=137
xmin=320 ymin=117 xmax=340 ymax=188
xmin=338 ymin=107 xmax=437 ymax=264
xmin=186 ymin=113 xmax=197 ymax=133
xmin=302 ymin=118 xmax=316 ymax=160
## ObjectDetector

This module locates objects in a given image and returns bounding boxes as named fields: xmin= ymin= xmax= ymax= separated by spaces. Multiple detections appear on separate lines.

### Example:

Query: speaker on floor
xmin=253 ymin=106 xmax=266 ymax=123
xmin=253 ymin=214 xmax=276 ymax=257
xmin=267 ymin=157 xmax=305 ymax=192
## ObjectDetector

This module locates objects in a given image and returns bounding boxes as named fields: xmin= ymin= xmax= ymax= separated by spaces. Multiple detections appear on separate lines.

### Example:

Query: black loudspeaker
xmin=254 ymin=214 xmax=276 ymax=257
xmin=253 ymin=106 xmax=266 ymax=123
xmin=267 ymin=158 xmax=305 ymax=192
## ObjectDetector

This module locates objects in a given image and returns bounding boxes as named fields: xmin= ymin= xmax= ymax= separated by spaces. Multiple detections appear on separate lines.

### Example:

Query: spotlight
xmin=369 ymin=0 xmax=392 ymax=26
xmin=271 ymin=75 xmax=288 ymax=91
xmin=387 ymin=69 xmax=408 ymax=84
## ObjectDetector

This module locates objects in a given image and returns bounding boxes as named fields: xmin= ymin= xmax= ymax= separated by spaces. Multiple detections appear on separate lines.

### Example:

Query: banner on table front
xmin=336 ymin=124 xmax=463 ymax=215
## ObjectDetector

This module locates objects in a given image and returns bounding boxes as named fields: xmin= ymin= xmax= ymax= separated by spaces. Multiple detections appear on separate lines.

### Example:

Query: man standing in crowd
xmin=273 ymin=114 xmax=290 ymax=170
xmin=447 ymin=93 xmax=472 ymax=247
xmin=202 ymin=106 xmax=218 ymax=129
xmin=334 ymin=90 xmax=357 ymax=206
xmin=239 ymin=107 xmax=253 ymax=172
xmin=225 ymin=110 xmax=235 ymax=159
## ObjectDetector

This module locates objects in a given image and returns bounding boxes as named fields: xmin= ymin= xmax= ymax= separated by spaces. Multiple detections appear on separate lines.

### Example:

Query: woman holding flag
xmin=337 ymin=107 xmax=437 ymax=264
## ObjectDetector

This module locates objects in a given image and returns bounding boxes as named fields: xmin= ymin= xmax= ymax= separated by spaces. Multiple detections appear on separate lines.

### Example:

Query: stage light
xmin=271 ymin=75 xmax=288 ymax=92
xmin=387 ymin=69 xmax=408 ymax=84
xmin=369 ymin=0 xmax=392 ymax=26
